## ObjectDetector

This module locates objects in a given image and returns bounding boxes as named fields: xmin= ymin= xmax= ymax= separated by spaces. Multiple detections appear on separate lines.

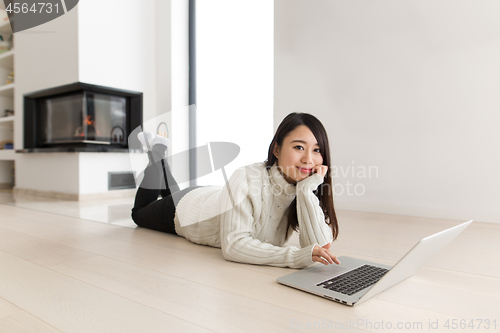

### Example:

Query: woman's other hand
xmin=312 ymin=165 xmax=328 ymax=178
xmin=312 ymin=242 xmax=340 ymax=265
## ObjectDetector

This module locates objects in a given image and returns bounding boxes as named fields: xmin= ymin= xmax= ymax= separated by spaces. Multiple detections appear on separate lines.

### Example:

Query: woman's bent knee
xmin=131 ymin=209 xmax=144 ymax=227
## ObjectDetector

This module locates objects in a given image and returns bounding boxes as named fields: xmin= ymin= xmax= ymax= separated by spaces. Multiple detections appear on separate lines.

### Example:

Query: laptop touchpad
xmin=310 ymin=265 xmax=348 ymax=277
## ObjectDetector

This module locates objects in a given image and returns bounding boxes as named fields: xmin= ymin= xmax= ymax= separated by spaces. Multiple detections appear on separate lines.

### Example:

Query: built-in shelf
xmin=0 ymin=49 xmax=13 ymax=68
xmin=0 ymin=83 xmax=14 ymax=97
xmin=0 ymin=11 xmax=14 ymax=182
xmin=0 ymin=115 xmax=14 ymax=123
xmin=0 ymin=19 xmax=11 ymax=34
xmin=0 ymin=149 xmax=15 ymax=161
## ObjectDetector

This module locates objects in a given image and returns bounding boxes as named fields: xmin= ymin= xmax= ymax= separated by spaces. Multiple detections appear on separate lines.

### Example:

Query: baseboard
xmin=78 ymin=189 xmax=137 ymax=201
xmin=13 ymin=187 xmax=137 ymax=201
xmin=13 ymin=187 xmax=79 ymax=200
xmin=336 ymin=201 xmax=500 ymax=224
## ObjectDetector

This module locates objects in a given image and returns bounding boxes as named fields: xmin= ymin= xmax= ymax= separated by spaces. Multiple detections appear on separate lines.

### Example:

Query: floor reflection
xmin=0 ymin=189 xmax=137 ymax=228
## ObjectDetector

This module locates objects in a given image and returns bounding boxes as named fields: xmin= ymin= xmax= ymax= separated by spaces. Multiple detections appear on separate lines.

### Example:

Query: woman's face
xmin=273 ymin=125 xmax=324 ymax=184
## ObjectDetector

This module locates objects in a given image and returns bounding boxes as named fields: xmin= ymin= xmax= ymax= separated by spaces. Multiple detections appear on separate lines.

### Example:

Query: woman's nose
xmin=301 ymin=150 xmax=314 ymax=163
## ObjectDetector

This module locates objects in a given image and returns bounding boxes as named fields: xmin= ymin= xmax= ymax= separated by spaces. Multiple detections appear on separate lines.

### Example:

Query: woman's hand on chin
xmin=312 ymin=165 xmax=328 ymax=178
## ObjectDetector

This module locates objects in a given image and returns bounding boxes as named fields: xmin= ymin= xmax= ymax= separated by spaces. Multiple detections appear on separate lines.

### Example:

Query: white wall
xmin=14 ymin=0 xmax=182 ymax=196
xmin=14 ymin=6 xmax=79 ymax=148
xmin=14 ymin=6 xmax=79 ymax=191
xmin=275 ymin=0 xmax=500 ymax=223
xmin=79 ymin=153 xmax=139 ymax=194
xmin=16 ymin=153 xmax=142 ymax=195
xmin=170 ymin=0 xmax=191 ymax=189
xmin=155 ymin=0 xmax=171 ymax=120
xmin=16 ymin=153 xmax=80 ymax=193
xmin=78 ymin=0 xmax=158 ymax=123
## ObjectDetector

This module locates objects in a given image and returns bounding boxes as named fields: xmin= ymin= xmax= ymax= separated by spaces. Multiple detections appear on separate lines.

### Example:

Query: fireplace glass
xmin=37 ymin=92 xmax=127 ymax=146
xmin=24 ymin=82 xmax=143 ymax=152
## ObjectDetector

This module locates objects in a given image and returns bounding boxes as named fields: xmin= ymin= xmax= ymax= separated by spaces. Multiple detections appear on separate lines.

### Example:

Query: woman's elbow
xmin=221 ymin=244 xmax=237 ymax=262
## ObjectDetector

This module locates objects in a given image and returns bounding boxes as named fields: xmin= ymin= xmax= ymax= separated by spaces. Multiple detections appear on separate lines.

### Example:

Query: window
xmin=193 ymin=0 xmax=274 ymax=186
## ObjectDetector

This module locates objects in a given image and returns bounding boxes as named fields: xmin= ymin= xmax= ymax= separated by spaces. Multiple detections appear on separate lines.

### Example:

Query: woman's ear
xmin=273 ymin=145 xmax=280 ymax=159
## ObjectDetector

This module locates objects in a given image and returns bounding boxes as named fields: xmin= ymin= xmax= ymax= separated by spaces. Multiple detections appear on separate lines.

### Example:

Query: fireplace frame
xmin=23 ymin=82 xmax=143 ymax=152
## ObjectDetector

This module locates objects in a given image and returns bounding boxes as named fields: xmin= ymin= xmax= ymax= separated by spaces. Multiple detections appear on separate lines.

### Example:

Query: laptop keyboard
xmin=316 ymin=264 xmax=389 ymax=296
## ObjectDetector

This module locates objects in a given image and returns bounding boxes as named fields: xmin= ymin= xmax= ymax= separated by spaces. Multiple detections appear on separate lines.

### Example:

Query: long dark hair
xmin=264 ymin=112 xmax=339 ymax=242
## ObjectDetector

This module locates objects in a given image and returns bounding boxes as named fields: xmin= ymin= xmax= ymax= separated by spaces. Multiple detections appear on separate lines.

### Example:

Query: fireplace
xmin=23 ymin=82 xmax=143 ymax=152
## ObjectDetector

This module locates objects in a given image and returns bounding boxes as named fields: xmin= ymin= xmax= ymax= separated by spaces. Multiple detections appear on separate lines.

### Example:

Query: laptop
xmin=277 ymin=220 xmax=472 ymax=306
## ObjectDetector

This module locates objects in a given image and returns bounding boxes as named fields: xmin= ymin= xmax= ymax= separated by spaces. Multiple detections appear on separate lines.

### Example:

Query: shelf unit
xmin=0 ymin=148 xmax=14 ymax=160
xmin=0 ymin=115 xmax=13 ymax=123
xmin=0 ymin=19 xmax=10 ymax=34
xmin=0 ymin=82 xmax=13 ymax=96
xmin=0 ymin=12 xmax=14 ymax=188
xmin=0 ymin=49 xmax=13 ymax=68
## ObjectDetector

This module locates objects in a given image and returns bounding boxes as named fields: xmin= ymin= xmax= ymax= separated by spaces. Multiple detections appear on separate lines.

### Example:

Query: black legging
xmin=131 ymin=145 xmax=204 ymax=234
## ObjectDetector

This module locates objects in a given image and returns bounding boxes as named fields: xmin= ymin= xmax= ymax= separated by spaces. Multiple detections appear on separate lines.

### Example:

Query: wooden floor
xmin=0 ymin=203 xmax=499 ymax=333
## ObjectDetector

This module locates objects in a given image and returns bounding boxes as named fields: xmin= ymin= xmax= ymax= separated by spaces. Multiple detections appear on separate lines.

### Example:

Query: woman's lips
xmin=298 ymin=167 xmax=312 ymax=173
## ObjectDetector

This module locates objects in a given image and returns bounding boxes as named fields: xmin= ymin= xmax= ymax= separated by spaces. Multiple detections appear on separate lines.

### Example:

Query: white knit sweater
xmin=173 ymin=161 xmax=334 ymax=268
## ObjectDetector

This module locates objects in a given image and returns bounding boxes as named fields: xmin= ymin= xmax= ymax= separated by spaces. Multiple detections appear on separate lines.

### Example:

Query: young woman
xmin=132 ymin=112 xmax=340 ymax=268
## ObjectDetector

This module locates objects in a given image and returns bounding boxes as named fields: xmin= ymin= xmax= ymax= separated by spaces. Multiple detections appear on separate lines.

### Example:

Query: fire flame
xmin=85 ymin=115 xmax=94 ymax=126
xmin=75 ymin=115 xmax=99 ymax=137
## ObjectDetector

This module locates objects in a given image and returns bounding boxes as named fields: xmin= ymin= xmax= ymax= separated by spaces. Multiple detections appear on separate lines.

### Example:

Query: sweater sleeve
xmin=219 ymin=168 xmax=315 ymax=269
xmin=296 ymin=173 xmax=334 ymax=248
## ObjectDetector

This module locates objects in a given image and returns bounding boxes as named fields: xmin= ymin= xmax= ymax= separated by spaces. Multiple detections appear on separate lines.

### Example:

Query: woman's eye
xmin=294 ymin=146 xmax=320 ymax=153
